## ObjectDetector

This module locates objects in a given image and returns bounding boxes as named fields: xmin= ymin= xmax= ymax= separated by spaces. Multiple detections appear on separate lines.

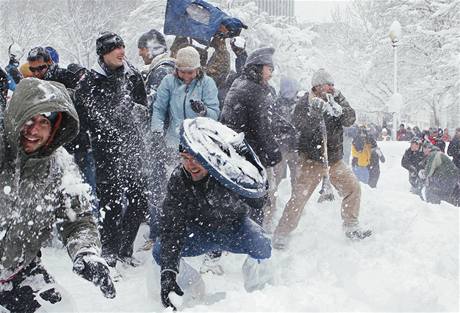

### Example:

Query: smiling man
xmin=153 ymin=119 xmax=272 ymax=310
xmin=73 ymin=31 xmax=149 ymax=268
xmin=0 ymin=78 xmax=115 ymax=312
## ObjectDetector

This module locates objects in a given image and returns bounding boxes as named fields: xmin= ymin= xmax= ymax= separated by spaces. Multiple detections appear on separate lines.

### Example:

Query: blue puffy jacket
xmin=151 ymin=72 xmax=220 ymax=147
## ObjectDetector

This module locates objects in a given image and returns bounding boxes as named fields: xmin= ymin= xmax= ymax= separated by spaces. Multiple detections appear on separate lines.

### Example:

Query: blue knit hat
xmin=45 ymin=46 xmax=59 ymax=64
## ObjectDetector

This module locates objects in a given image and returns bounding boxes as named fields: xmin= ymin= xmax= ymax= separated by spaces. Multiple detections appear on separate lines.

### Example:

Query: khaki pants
xmin=263 ymin=152 xmax=299 ymax=228
xmin=274 ymin=153 xmax=361 ymax=236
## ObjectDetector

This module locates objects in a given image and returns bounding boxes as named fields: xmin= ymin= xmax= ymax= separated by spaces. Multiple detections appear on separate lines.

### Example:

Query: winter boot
xmin=343 ymin=224 xmax=372 ymax=241
xmin=242 ymin=257 xmax=273 ymax=292
xmin=200 ymin=251 xmax=224 ymax=275
xmin=177 ymin=260 xmax=206 ymax=307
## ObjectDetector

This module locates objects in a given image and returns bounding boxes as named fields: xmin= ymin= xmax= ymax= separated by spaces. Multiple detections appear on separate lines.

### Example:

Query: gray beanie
xmin=244 ymin=47 xmax=275 ymax=68
xmin=311 ymin=68 xmax=334 ymax=87
xmin=175 ymin=46 xmax=201 ymax=70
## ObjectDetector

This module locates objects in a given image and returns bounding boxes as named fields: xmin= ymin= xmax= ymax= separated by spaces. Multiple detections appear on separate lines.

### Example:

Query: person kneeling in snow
xmin=419 ymin=142 xmax=460 ymax=206
xmin=0 ymin=78 xmax=115 ymax=313
xmin=152 ymin=117 xmax=272 ymax=310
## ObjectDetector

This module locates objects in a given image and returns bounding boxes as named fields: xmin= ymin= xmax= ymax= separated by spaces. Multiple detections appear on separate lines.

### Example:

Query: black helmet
xmin=96 ymin=32 xmax=125 ymax=56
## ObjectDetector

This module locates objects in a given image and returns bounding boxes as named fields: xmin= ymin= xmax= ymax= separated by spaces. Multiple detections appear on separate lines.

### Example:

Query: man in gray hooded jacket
xmin=0 ymin=78 xmax=115 ymax=313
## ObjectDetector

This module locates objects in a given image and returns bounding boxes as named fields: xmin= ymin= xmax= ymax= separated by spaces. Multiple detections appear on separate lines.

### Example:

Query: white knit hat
xmin=311 ymin=68 xmax=334 ymax=87
xmin=175 ymin=46 xmax=201 ymax=70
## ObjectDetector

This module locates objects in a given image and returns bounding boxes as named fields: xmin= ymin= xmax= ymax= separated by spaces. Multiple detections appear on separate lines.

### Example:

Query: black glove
xmin=190 ymin=100 xmax=207 ymax=116
xmin=160 ymin=270 xmax=184 ymax=310
xmin=230 ymin=37 xmax=246 ymax=55
xmin=220 ymin=17 xmax=248 ymax=38
xmin=375 ymin=147 xmax=385 ymax=163
xmin=73 ymin=253 xmax=116 ymax=299
xmin=352 ymin=157 xmax=358 ymax=167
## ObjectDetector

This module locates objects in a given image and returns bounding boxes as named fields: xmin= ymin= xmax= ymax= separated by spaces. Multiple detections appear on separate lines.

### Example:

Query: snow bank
xmin=42 ymin=141 xmax=458 ymax=312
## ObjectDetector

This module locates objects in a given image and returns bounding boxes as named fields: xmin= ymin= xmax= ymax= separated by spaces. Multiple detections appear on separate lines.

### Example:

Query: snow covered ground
xmin=42 ymin=141 xmax=459 ymax=312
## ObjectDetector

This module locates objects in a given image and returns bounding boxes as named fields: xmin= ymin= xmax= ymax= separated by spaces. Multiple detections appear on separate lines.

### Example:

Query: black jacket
xmin=220 ymin=74 xmax=282 ymax=168
xmin=401 ymin=148 xmax=425 ymax=174
xmin=294 ymin=91 xmax=356 ymax=164
xmin=73 ymin=61 xmax=147 ymax=179
xmin=159 ymin=166 xmax=265 ymax=272
xmin=447 ymin=137 xmax=460 ymax=168
xmin=44 ymin=64 xmax=81 ymax=89
xmin=144 ymin=57 xmax=175 ymax=115
xmin=0 ymin=68 xmax=7 ymax=108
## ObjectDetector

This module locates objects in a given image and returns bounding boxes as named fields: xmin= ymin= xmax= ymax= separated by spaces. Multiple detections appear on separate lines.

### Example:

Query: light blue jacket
xmin=151 ymin=73 xmax=220 ymax=147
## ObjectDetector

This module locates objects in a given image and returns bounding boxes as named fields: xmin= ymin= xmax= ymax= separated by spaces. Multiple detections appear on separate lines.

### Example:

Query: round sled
xmin=180 ymin=117 xmax=268 ymax=198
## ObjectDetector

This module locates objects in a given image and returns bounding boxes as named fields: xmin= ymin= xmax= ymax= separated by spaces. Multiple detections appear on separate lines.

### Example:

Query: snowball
xmin=3 ymin=186 xmax=11 ymax=195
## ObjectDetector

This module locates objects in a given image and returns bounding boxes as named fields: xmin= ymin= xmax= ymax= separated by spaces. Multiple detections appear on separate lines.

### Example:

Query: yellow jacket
xmin=352 ymin=143 xmax=372 ymax=167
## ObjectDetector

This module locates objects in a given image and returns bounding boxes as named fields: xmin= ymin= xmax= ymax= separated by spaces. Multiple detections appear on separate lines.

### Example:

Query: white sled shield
xmin=180 ymin=117 xmax=268 ymax=198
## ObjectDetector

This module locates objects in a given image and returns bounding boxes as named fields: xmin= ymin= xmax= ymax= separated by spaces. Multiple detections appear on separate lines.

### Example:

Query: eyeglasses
xmin=29 ymin=64 xmax=48 ymax=72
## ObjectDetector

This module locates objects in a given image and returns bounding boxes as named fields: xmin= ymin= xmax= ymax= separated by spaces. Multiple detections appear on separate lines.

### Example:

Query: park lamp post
xmin=389 ymin=20 xmax=402 ymax=141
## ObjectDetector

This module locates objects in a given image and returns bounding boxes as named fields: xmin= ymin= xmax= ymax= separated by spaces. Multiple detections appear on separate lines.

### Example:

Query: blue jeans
xmin=152 ymin=217 xmax=271 ymax=264
xmin=352 ymin=166 xmax=369 ymax=184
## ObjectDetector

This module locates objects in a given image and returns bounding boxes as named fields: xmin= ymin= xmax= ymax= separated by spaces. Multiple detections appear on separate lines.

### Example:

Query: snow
xmin=41 ymin=141 xmax=459 ymax=312
xmin=2 ymin=186 xmax=11 ymax=195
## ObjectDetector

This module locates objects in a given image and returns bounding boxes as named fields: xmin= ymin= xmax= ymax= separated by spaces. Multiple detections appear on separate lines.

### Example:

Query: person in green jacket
xmin=420 ymin=141 xmax=460 ymax=206
xmin=0 ymin=78 xmax=115 ymax=313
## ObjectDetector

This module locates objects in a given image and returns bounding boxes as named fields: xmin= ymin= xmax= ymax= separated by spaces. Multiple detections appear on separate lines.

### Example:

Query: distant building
xmin=222 ymin=0 xmax=295 ymax=22
xmin=255 ymin=0 xmax=294 ymax=19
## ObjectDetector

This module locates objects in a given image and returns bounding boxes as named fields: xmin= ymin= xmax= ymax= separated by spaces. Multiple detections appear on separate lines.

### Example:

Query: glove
xmin=9 ymin=56 xmax=19 ymax=67
xmin=220 ymin=17 xmax=248 ymax=38
xmin=310 ymin=96 xmax=327 ymax=113
xmin=418 ymin=169 xmax=426 ymax=180
xmin=352 ymin=157 xmax=358 ymax=167
xmin=375 ymin=148 xmax=385 ymax=163
xmin=73 ymin=253 xmax=116 ymax=299
xmin=190 ymin=100 xmax=207 ymax=116
xmin=160 ymin=270 xmax=184 ymax=310
xmin=230 ymin=37 xmax=246 ymax=55
xmin=325 ymin=93 xmax=343 ymax=117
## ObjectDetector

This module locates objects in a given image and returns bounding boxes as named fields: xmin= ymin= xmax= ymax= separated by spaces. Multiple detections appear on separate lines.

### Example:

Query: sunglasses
xmin=29 ymin=64 xmax=48 ymax=72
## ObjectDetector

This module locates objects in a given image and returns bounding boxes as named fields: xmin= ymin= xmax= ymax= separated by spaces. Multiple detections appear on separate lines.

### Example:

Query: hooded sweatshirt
xmin=0 ymin=78 xmax=100 ymax=281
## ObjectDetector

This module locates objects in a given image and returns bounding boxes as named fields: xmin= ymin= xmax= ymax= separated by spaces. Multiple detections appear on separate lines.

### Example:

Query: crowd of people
xmin=342 ymin=122 xmax=460 ymax=206
xmin=1 ymin=21 xmax=458 ymax=312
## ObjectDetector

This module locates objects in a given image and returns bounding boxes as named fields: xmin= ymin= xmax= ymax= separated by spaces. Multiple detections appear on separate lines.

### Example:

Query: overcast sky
xmin=294 ymin=0 xmax=351 ymax=22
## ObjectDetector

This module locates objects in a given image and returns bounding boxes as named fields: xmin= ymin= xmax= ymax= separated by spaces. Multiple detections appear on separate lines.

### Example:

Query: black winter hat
xmin=244 ymin=47 xmax=275 ymax=68
xmin=96 ymin=32 xmax=125 ymax=56
xmin=27 ymin=47 xmax=51 ymax=62
xmin=138 ymin=29 xmax=167 ymax=51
